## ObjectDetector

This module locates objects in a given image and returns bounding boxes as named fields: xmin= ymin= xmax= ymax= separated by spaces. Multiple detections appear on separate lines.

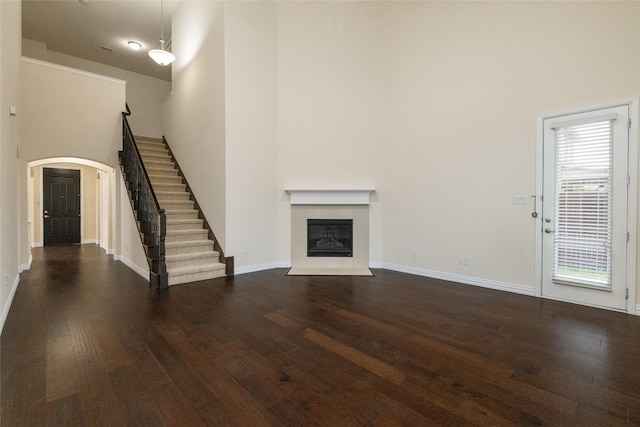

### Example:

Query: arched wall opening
xmin=27 ymin=157 xmax=115 ymax=254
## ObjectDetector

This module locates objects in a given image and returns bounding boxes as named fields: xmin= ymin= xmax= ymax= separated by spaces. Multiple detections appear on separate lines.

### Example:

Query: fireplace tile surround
xmin=287 ymin=190 xmax=373 ymax=275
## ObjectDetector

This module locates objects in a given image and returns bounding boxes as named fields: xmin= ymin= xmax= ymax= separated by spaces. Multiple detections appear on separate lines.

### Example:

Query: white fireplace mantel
xmin=286 ymin=189 xmax=374 ymax=205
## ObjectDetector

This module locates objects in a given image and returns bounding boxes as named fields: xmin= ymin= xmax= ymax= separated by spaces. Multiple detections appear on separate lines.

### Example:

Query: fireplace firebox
xmin=307 ymin=219 xmax=353 ymax=257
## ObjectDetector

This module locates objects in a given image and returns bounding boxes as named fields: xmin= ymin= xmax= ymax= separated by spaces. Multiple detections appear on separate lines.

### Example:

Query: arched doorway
xmin=27 ymin=158 xmax=115 ymax=253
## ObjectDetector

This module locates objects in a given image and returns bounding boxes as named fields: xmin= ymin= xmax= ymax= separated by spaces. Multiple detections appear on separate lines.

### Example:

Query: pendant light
xmin=148 ymin=0 xmax=175 ymax=66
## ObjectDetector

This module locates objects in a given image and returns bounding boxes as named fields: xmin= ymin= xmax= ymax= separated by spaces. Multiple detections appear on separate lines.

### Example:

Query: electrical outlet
xmin=459 ymin=257 xmax=471 ymax=266
xmin=241 ymin=249 xmax=247 ymax=258
xmin=513 ymin=195 xmax=528 ymax=205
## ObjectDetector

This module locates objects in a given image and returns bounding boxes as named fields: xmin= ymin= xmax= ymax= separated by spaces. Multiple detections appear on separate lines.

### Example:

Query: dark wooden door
xmin=43 ymin=168 xmax=81 ymax=246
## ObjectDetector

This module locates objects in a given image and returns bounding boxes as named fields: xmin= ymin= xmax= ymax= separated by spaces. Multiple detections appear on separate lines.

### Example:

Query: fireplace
xmin=307 ymin=219 xmax=353 ymax=257
xmin=286 ymin=189 xmax=373 ymax=275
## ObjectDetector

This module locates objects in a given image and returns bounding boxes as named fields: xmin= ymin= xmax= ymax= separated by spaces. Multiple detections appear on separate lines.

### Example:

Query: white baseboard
xmin=235 ymin=261 xmax=290 ymax=275
xmin=635 ymin=304 xmax=640 ymax=315
xmin=373 ymin=262 xmax=535 ymax=296
xmin=31 ymin=242 xmax=43 ymax=248
xmin=117 ymin=255 xmax=149 ymax=281
xmin=19 ymin=255 xmax=33 ymax=273
xmin=241 ymin=260 xmax=534 ymax=297
xmin=82 ymin=239 xmax=98 ymax=244
xmin=0 ymin=274 xmax=20 ymax=335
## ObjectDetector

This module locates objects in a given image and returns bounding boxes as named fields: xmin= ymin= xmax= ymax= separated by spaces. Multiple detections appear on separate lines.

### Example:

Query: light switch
xmin=9 ymin=106 xmax=16 ymax=116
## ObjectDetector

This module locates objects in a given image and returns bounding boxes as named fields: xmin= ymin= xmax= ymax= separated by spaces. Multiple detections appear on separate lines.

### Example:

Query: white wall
xmin=164 ymin=1 xmax=227 ymax=248
xmin=225 ymin=2 xmax=278 ymax=270
xmin=379 ymin=2 xmax=640 ymax=294
xmin=0 ymin=0 xmax=21 ymax=334
xmin=118 ymin=173 xmax=150 ymax=280
xmin=29 ymin=48 xmax=171 ymax=139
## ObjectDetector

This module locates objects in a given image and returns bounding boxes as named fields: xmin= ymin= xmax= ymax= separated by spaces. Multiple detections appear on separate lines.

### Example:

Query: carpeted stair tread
xmin=165 ymin=239 xmax=214 ymax=249
xmin=166 ymin=230 xmax=209 ymax=242
xmin=144 ymin=160 xmax=175 ymax=169
xmin=148 ymin=175 xmax=183 ymax=184
xmin=168 ymin=263 xmax=226 ymax=275
xmin=167 ymin=228 xmax=209 ymax=236
xmin=136 ymin=141 xmax=165 ymax=148
xmin=156 ymin=191 xmax=191 ymax=200
xmin=137 ymin=146 xmax=168 ymax=154
xmin=167 ymin=264 xmax=226 ymax=286
xmin=160 ymin=201 xmax=195 ymax=211
xmin=146 ymin=166 xmax=178 ymax=175
xmin=154 ymin=183 xmax=187 ymax=191
xmin=164 ymin=209 xmax=199 ymax=214
xmin=166 ymin=250 xmax=220 ymax=262
xmin=167 ymin=221 xmax=203 ymax=231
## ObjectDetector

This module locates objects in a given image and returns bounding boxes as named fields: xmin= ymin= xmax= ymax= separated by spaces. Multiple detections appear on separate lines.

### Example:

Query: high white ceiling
xmin=22 ymin=0 xmax=181 ymax=81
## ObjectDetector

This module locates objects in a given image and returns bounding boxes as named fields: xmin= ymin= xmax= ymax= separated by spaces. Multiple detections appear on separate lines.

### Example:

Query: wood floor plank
xmin=46 ymin=335 xmax=79 ymax=401
xmin=109 ymin=365 xmax=166 ymax=426
xmin=3 ymin=245 xmax=640 ymax=426
xmin=267 ymin=399 xmax=321 ymax=427
xmin=303 ymin=328 xmax=406 ymax=384
xmin=46 ymin=393 xmax=87 ymax=427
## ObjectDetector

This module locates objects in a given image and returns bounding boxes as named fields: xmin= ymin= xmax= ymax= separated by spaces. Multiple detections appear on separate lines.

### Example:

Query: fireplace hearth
xmin=307 ymin=219 xmax=353 ymax=257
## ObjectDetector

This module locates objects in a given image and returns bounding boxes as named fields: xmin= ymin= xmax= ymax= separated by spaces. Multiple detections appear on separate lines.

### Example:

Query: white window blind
xmin=553 ymin=119 xmax=614 ymax=288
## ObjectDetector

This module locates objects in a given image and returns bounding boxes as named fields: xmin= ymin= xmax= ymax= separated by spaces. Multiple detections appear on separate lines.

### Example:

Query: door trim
xmin=535 ymin=98 xmax=638 ymax=314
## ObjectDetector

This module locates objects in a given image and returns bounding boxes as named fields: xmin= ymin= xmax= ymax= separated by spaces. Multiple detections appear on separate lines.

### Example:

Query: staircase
xmin=135 ymin=137 xmax=226 ymax=286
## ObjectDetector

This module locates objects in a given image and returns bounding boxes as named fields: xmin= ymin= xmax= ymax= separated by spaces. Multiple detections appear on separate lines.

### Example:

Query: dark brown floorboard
xmin=2 ymin=244 xmax=640 ymax=426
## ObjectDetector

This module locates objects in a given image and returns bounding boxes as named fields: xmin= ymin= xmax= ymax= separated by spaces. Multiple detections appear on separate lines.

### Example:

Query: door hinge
xmin=628 ymin=174 xmax=631 ymax=186
xmin=626 ymin=288 xmax=629 ymax=300
xmin=626 ymin=231 xmax=630 ymax=242
xmin=628 ymin=118 xmax=632 ymax=129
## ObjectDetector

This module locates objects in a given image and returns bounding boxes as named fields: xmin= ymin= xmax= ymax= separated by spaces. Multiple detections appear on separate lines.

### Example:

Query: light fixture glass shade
xmin=148 ymin=48 xmax=175 ymax=66
xmin=128 ymin=41 xmax=142 ymax=50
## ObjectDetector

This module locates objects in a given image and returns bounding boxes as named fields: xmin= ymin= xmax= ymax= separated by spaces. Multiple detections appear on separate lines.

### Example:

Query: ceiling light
xmin=128 ymin=41 xmax=142 ymax=51
xmin=148 ymin=0 xmax=175 ymax=66
xmin=148 ymin=44 xmax=175 ymax=66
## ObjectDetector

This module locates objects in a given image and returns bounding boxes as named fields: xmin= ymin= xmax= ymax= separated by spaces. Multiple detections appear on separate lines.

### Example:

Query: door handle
xmin=545 ymin=228 xmax=554 ymax=233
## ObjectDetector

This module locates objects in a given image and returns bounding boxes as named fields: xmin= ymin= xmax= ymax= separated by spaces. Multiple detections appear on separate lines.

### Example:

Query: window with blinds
xmin=553 ymin=119 xmax=614 ymax=289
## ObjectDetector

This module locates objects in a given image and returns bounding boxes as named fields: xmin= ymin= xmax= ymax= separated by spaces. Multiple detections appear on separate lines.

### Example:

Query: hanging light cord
xmin=159 ymin=0 xmax=165 ymax=46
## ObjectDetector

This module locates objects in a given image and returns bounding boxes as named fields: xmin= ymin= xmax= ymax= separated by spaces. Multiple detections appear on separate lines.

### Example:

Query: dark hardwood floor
xmin=2 ymin=245 xmax=640 ymax=426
